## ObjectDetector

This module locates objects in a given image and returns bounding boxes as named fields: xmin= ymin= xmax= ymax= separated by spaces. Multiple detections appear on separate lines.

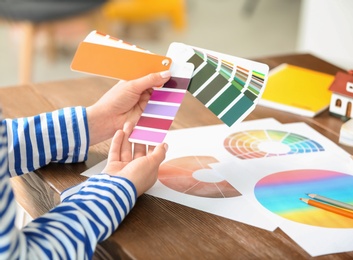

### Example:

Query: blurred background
xmin=0 ymin=0 xmax=352 ymax=88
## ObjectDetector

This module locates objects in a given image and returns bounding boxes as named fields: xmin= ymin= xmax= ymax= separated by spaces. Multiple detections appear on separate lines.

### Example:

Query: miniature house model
xmin=329 ymin=71 xmax=353 ymax=118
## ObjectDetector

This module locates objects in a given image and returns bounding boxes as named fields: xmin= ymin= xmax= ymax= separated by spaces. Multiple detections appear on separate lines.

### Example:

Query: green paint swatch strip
xmin=220 ymin=95 xmax=253 ymax=126
xmin=195 ymin=74 xmax=229 ymax=104
xmin=208 ymin=84 xmax=242 ymax=116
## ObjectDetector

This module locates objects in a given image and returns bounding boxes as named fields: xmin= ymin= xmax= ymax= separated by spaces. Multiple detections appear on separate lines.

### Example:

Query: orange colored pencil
xmin=307 ymin=193 xmax=353 ymax=211
xmin=300 ymin=198 xmax=353 ymax=220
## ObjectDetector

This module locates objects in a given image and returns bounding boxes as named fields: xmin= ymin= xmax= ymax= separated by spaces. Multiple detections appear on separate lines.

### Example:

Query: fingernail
xmin=163 ymin=143 xmax=169 ymax=152
xmin=160 ymin=70 xmax=171 ymax=78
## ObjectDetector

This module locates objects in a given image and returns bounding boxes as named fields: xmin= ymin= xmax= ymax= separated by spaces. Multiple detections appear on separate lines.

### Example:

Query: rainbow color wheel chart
xmin=254 ymin=169 xmax=353 ymax=228
xmin=158 ymin=156 xmax=241 ymax=198
xmin=224 ymin=129 xmax=325 ymax=159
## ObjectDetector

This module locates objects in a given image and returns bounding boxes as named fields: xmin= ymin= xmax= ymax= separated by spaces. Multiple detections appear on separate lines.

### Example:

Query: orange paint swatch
xmin=71 ymin=31 xmax=172 ymax=80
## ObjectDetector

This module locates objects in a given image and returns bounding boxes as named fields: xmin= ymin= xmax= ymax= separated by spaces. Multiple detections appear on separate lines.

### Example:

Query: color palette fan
xmin=167 ymin=43 xmax=269 ymax=127
xmin=130 ymin=43 xmax=269 ymax=145
xmin=71 ymin=31 xmax=270 ymax=145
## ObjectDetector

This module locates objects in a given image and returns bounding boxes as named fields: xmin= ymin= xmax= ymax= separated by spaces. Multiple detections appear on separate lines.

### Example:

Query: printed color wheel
xmin=158 ymin=156 xmax=241 ymax=198
xmin=224 ymin=130 xmax=324 ymax=159
xmin=254 ymin=169 xmax=353 ymax=228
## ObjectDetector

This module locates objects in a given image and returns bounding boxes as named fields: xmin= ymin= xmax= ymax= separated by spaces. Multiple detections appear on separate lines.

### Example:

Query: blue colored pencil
xmin=307 ymin=193 xmax=353 ymax=211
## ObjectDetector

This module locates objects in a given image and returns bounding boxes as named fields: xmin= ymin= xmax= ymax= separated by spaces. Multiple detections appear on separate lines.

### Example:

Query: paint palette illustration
xmin=224 ymin=129 xmax=325 ymax=159
xmin=167 ymin=42 xmax=269 ymax=127
xmin=158 ymin=156 xmax=241 ymax=198
xmin=254 ymin=169 xmax=353 ymax=228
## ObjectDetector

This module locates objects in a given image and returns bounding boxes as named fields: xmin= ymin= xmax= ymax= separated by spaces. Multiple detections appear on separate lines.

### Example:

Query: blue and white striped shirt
xmin=0 ymin=107 xmax=137 ymax=259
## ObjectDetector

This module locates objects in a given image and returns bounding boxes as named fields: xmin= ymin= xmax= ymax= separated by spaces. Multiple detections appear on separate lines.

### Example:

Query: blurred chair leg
xmin=44 ymin=24 xmax=57 ymax=62
xmin=19 ymin=22 xmax=35 ymax=85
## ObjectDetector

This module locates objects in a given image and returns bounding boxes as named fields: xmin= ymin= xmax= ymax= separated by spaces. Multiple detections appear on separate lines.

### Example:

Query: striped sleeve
xmin=1 ymin=109 xmax=138 ymax=259
xmin=21 ymin=175 xmax=136 ymax=259
xmin=4 ymin=107 xmax=89 ymax=177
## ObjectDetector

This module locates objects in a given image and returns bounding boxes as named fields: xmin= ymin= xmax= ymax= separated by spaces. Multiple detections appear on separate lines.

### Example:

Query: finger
xmin=106 ymin=130 xmax=124 ymax=163
xmin=116 ymin=79 xmax=126 ymax=86
xmin=120 ymin=122 xmax=134 ymax=162
xmin=149 ymin=143 xmax=168 ymax=164
xmin=129 ymin=70 xmax=171 ymax=94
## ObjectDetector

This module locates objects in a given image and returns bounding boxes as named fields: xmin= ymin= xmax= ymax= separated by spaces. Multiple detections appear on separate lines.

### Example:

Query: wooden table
xmin=1 ymin=54 xmax=353 ymax=259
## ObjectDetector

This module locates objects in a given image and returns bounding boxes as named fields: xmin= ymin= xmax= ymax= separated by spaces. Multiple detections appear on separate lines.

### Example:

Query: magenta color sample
xmin=164 ymin=77 xmax=191 ymax=90
xmin=150 ymin=89 xmax=186 ymax=103
xmin=129 ymin=128 xmax=166 ymax=143
xmin=136 ymin=116 xmax=173 ymax=130
xmin=130 ymin=75 xmax=192 ymax=144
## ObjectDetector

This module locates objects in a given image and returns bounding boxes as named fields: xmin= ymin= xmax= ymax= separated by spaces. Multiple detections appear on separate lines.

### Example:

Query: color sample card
xmin=128 ymin=62 xmax=194 ymax=146
xmin=167 ymin=43 xmax=269 ymax=126
xmin=71 ymin=30 xmax=172 ymax=80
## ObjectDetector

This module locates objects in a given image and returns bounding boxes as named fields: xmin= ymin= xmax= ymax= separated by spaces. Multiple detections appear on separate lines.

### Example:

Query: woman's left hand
xmin=87 ymin=70 xmax=171 ymax=145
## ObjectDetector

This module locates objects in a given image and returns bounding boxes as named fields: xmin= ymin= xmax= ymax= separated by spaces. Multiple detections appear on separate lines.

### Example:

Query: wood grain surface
xmin=2 ymin=54 xmax=352 ymax=259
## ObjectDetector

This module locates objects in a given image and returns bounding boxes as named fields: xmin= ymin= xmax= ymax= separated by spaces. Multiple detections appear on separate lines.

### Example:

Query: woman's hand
xmin=102 ymin=122 xmax=168 ymax=197
xmin=87 ymin=70 xmax=171 ymax=145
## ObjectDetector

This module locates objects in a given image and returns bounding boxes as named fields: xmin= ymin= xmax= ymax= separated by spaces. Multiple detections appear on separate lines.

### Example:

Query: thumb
xmin=131 ymin=70 xmax=171 ymax=94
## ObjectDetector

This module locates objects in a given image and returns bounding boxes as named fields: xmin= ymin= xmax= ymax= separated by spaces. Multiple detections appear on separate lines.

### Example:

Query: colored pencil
xmin=307 ymin=193 xmax=353 ymax=211
xmin=300 ymin=198 xmax=353 ymax=220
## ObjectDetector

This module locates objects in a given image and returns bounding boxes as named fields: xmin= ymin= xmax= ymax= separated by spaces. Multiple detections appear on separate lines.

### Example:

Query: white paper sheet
xmin=212 ymin=137 xmax=353 ymax=256
xmin=81 ymin=118 xmax=353 ymax=256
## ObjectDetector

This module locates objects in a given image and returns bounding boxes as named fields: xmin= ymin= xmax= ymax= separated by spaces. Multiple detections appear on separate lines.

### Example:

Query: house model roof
xmin=329 ymin=71 xmax=353 ymax=98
